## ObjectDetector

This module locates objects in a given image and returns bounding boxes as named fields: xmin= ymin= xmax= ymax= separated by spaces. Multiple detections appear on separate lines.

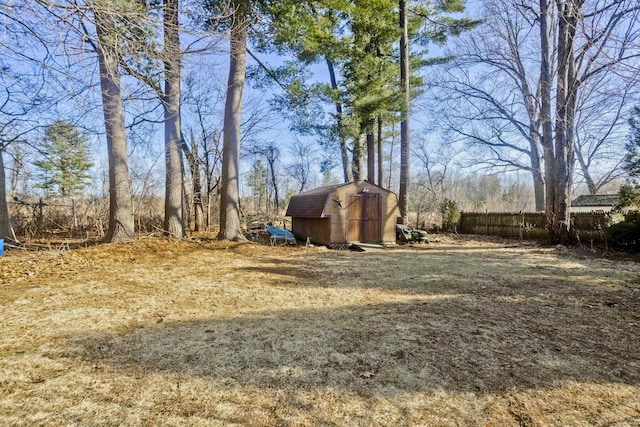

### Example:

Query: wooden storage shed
xmin=285 ymin=181 xmax=401 ymax=245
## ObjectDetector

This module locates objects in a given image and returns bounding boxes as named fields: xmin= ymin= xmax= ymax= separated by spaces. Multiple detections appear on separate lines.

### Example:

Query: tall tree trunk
xmin=163 ymin=0 xmax=184 ymax=237
xmin=95 ymin=9 xmax=134 ymax=243
xmin=0 ymin=150 xmax=15 ymax=241
xmin=219 ymin=11 xmax=247 ymax=241
xmin=352 ymin=136 xmax=364 ymax=182
xmin=267 ymin=149 xmax=279 ymax=212
xmin=399 ymin=0 xmax=410 ymax=224
xmin=327 ymin=59 xmax=352 ymax=183
xmin=529 ymin=131 xmax=545 ymax=211
xmin=367 ymin=127 xmax=375 ymax=184
xmin=540 ymin=0 xmax=557 ymax=238
xmin=181 ymin=130 xmax=204 ymax=232
xmin=203 ymin=142 xmax=212 ymax=230
xmin=377 ymin=117 xmax=384 ymax=188
xmin=188 ymin=131 xmax=204 ymax=231
xmin=388 ymin=122 xmax=396 ymax=189
xmin=532 ymin=167 xmax=546 ymax=212
xmin=551 ymin=0 xmax=582 ymax=243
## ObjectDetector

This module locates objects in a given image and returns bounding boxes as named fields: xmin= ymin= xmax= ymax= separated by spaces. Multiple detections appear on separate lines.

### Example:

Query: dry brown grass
xmin=1 ymin=235 xmax=639 ymax=426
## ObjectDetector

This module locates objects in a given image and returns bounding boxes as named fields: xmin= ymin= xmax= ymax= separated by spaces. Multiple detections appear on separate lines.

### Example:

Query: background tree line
xmin=1 ymin=0 xmax=639 ymax=245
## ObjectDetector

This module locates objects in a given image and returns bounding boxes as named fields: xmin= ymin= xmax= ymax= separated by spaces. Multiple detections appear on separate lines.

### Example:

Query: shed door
xmin=347 ymin=193 xmax=381 ymax=243
xmin=363 ymin=193 xmax=381 ymax=242
xmin=347 ymin=194 xmax=363 ymax=242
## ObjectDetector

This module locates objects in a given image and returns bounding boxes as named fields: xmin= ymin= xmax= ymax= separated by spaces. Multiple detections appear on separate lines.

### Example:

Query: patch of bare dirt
xmin=1 ymin=235 xmax=639 ymax=426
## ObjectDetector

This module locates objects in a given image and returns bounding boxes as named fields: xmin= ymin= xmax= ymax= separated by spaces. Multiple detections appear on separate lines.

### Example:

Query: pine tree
xmin=614 ymin=106 xmax=640 ymax=213
xmin=34 ymin=120 xmax=92 ymax=197
xmin=625 ymin=106 xmax=640 ymax=179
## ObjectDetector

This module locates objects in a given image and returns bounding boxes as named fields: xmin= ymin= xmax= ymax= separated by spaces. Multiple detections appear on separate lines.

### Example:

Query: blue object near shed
xmin=266 ymin=225 xmax=296 ymax=246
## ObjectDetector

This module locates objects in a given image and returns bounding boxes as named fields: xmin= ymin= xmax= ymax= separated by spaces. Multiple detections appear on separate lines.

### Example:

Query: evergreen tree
xmin=34 ymin=120 xmax=92 ymax=197
xmin=613 ymin=106 xmax=640 ymax=213
xmin=256 ymin=1 xmax=475 ymax=201
xmin=625 ymin=106 xmax=640 ymax=179
xmin=246 ymin=159 xmax=268 ymax=212
xmin=345 ymin=0 xmax=399 ymax=183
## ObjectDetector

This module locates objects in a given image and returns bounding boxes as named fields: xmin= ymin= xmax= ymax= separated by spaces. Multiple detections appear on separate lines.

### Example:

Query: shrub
xmin=613 ymin=182 xmax=640 ymax=213
xmin=607 ymin=211 xmax=640 ymax=251
xmin=440 ymin=198 xmax=460 ymax=232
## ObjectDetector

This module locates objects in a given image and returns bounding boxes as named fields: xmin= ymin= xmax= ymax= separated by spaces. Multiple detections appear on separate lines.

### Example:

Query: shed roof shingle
xmin=286 ymin=182 xmax=399 ymax=218
xmin=572 ymin=194 xmax=619 ymax=207
xmin=285 ymin=183 xmax=345 ymax=218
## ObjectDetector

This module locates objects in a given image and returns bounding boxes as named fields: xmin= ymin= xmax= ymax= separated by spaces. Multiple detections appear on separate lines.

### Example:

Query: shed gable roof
xmin=285 ymin=184 xmax=344 ymax=218
xmin=286 ymin=181 xmax=399 ymax=218
xmin=285 ymin=181 xmax=394 ymax=218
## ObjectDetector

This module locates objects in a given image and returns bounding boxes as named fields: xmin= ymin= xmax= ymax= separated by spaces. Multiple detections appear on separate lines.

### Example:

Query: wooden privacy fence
xmin=459 ymin=211 xmax=608 ymax=242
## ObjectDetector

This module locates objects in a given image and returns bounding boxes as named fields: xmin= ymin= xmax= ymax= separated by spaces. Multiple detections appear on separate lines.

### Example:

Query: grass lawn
xmin=1 ymin=235 xmax=639 ymax=426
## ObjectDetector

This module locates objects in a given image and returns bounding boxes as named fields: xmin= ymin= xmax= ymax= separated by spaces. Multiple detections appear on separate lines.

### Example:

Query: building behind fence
xmin=459 ymin=211 xmax=608 ymax=242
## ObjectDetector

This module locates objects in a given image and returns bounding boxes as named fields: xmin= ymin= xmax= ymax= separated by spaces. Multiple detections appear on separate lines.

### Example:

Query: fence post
xmin=520 ymin=211 xmax=524 ymax=240
xmin=485 ymin=209 xmax=489 ymax=235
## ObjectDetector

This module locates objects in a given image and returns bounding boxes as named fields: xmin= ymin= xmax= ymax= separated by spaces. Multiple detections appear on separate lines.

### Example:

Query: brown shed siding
xmin=291 ymin=218 xmax=331 ymax=245
xmin=347 ymin=194 xmax=363 ymax=242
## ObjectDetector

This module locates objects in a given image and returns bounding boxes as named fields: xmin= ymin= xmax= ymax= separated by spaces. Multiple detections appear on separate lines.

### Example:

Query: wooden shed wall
xmin=325 ymin=187 xmax=346 ymax=243
xmin=326 ymin=182 xmax=399 ymax=244
xmin=381 ymin=193 xmax=400 ymax=242
xmin=291 ymin=218 xmax=331 ymax=245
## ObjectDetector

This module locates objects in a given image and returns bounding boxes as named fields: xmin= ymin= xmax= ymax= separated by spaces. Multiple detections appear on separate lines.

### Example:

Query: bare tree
xmin=287 ymin=138 xmax=317 ymax=193
xmin=0 ymin=145 xmax=17 ymax=240
xmin=245 ymin=141 xmax=281 ymax=213
xmin=92 ymin=2 xmax=136 ymax=242
xmin=413 ymin=135 xmax=457 ymax=206
xmin=219 ymin=2 xmax=249 ymax=241
xmin=27 ymin=0 xmax=138 ymax=242
xmin=129 ymin=152 xmax=163 ymax=232
xmin=0 ymin=1 xmax=54 ymax=241
xmin=182 ymin=130 xmax=204 ymax=231
xmin=162 ymin=0 xmax=185 ymax=237
xmin=113 ymin=0 xmax=185 ymax=237
xmin=546 ymin=0 xmax=640 ymax=242
xmin=182 ymin=67 xmax=225 ymax=231
xmin=183 ymin=60 xmax=277 ymax=231
xmin=573 ymin=77 xmax=631 ymax=193
xmin=411 ymin=132 xmax=464 ymax=227
xmin=429 ymin=0 xmax=549 ymax=211
xmin=431 ymin=0 xmax=640 ymax=230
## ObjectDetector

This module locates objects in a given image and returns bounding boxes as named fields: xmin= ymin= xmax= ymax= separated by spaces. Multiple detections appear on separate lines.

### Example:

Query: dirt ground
xmin=1 ymin=234 xmax=639 ymax=426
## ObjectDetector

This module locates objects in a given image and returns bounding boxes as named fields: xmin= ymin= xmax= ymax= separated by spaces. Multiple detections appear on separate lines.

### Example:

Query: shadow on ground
xmin=64 ymin=290 xmax=640 ymax=396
